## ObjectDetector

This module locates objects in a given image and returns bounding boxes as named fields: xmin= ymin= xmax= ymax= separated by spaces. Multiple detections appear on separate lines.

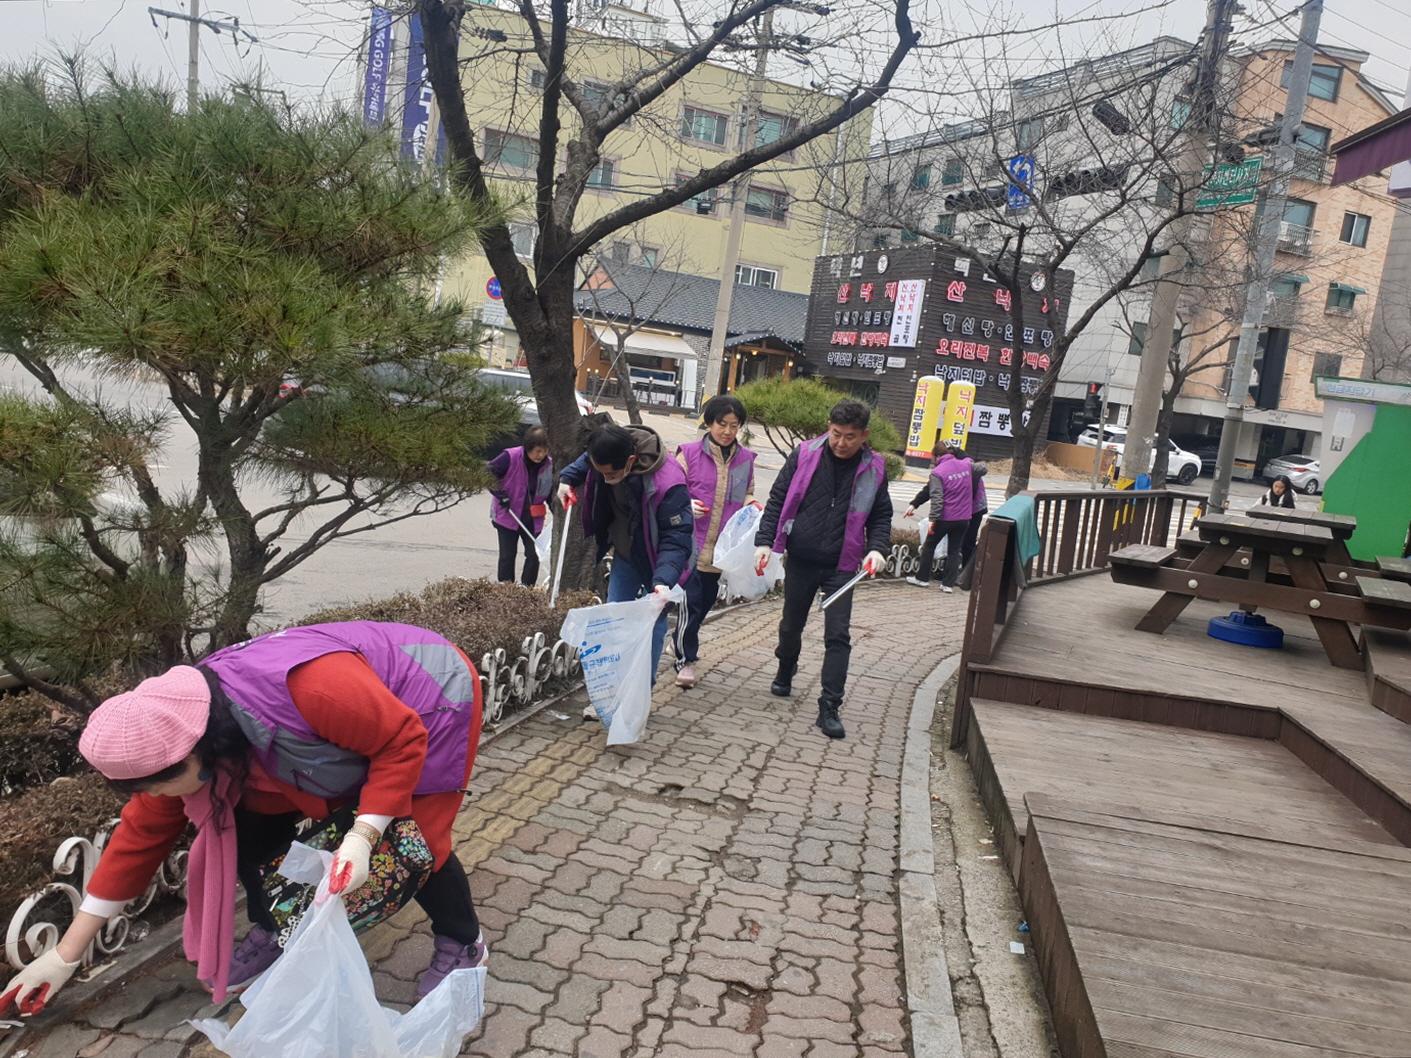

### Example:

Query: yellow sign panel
xmin=905 ymin=376 xmax=944 ymax=458
xmin=940 ymin=381 xmax=976 ymax=448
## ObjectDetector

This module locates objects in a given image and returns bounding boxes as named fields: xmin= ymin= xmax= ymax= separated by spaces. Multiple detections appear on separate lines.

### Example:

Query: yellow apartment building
xmin=424 ymin=3 xmax=871 ymax=388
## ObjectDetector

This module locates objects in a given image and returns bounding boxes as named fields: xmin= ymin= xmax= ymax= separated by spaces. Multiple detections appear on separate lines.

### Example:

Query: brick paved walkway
xmin=4 ymin=581 xmax=969 ymax=1058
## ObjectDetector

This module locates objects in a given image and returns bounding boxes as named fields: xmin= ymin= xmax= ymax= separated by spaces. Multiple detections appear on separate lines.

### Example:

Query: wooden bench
xmin=1378 ymin=556 xmax=1411 ymax=584
xmin=1108 ymin=544 xmax=1177 ymax=569
xmin=1357 ymin=576 xmax=1411 ymax=610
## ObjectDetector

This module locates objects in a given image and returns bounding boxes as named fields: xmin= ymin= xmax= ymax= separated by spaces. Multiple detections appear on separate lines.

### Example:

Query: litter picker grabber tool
xmin=549 ymin=491 xmax=576 ymax=608
xmin=818 ymin=566 xmax=871 ymax=612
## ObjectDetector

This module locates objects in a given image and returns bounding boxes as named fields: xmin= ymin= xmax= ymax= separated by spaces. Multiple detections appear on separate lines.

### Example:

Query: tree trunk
xmin=1006 ymin=429 xmax=1038 ymax=497
xmin=611 ymin=350 xmax=644 ymax=425
xmin=1151 ymin=386 xmax=1179 ymax=489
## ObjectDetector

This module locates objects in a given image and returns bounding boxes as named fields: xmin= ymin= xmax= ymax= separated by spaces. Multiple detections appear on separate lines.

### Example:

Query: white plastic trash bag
xmin=561 ymin=587 xmax=683 ymax=745
xmin=713 ymin=506 xmax=783 ymax=601
xmin=191 ymin=843 xmax=486 ymax=1058
xmin=535 ymin=510 xmax=554 ymax=584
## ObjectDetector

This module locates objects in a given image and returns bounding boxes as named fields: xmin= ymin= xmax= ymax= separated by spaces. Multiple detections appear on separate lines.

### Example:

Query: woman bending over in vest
xmin=487 ymin=425 xmax=553 ymax=586
xmin=673 ymin=395 xmax=759 ymax=689
xmin=0 ymin=622 xmax=486 ymax=1016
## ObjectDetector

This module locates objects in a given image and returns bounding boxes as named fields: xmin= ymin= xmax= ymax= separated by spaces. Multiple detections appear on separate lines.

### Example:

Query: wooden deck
xmin=958 ymin=572 xmax=1411 ymax=1058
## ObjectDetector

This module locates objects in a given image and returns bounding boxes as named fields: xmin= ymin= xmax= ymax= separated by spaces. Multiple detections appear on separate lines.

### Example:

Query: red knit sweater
xmin=87 ymin=651 xmax=479 ymax=902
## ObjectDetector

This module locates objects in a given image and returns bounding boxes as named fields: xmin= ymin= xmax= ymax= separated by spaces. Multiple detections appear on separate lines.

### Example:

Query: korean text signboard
xmin=1196 ymin=157 xmax=1263 ymax=210
xmin=805 ymin=246 xmax=1073 ymax=457
xmin=905 ymin=376 xmax=944 ymax=457
xmin=888 ymin=280 xmax=925 ymax=348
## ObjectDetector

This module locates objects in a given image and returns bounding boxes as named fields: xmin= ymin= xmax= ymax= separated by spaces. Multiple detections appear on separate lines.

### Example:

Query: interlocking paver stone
xmin=2 ymin=585 xmax=964 ymax=1058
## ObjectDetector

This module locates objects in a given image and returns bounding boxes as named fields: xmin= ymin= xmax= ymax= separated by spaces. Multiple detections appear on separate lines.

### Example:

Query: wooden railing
xmin=1028 ymin=488 xmax=1208 ymax=583
xmin=951 ymin=486 xmax=1208 ymax=748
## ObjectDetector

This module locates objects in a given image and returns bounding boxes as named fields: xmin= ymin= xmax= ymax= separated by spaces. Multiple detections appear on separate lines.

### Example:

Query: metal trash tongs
xmin=549 ymin=491 xmax=575 ymax=608
xmin=818 ymin=565 xmax=874 ymax=612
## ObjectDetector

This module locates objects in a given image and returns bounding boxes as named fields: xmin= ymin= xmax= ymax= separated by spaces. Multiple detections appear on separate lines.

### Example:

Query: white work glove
xmin=648 ymin=584 xmax=673 ymax=611
xmin=0 ymin=948 xmax=80 ymax=1016
xmin=903 ymin=506 xmax=915 ymax=518
xmin=329 ymin=824 xmax=376 ymax=895
xmin=863 ymin=550 xmax=887 ymax=577
xmin=557 ymin=482 xmax=577 ymax=508
xmin=690 ymin=499 xmax=709 ymax=518
xmin=754 ymin=545 xmax=772 ymax=575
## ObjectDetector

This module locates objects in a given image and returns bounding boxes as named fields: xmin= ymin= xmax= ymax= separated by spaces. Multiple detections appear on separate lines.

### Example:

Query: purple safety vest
xmin=772 ymin=434 xmax=886 ymax=571
xmin=678 ymin=439 xmax=756 ymax=551
xmin=931 ymin=454 xmax=976 ymax=523
xmin=581 ymin=456 xmax=696 ymax=586
xmin=201 ymin=622 xmax=480 ymax=800
xmin=492 ymin=446 xmax=554 ymax=534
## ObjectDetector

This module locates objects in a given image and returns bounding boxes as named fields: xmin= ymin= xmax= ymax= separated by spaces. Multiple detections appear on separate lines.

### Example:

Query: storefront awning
xmin=1331 ymin=107 xmax=1411 ymax=188
xmin=589 ymin=326 xmax=696 ymax=362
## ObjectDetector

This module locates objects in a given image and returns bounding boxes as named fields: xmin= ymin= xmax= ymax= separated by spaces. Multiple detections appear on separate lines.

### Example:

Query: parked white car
xmin=1263 ymin=453 xmax=1321 ymax=494
xmin=478 ymin=368 xmax=594 ymax=423
xmin=1076 ymin=425 xmax=1202 ymax=485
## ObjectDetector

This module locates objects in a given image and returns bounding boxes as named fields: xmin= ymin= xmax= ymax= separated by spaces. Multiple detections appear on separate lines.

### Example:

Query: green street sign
xmin=1196 ymin=157 xmax=1263 ymax=210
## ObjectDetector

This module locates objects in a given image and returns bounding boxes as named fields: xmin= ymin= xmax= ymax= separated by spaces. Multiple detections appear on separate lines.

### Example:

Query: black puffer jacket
xmin=756 ymin=443 xmax=893 ymax=567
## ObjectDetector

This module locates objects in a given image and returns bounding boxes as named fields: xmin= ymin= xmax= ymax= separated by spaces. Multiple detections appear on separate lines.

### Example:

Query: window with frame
xmin=638 ymin=247 xmax=659 ymax=269
xmin=911 ymin=164 xmax=931 ymax=189
xmin=509 ymin=223 xmax=536 ymax=258
xmin=941 ymin=158 xmax=964 ymax=186
xmin=581 ymin=81 xmax=632 ymax=126
xmin=1154 ymin=178 xmax=1175 ymax=207
xmin=1127 ymin=321 xmax=1147 ymax=356
xmin=744 ymin=186 xmax=788 ymax=223
xmin=528 ymin=68 xmax=547 ymax=91
xmin=1016 ymin=118 xmax=1043 ymax=151
xmin=872 ymin=233 xmax=890 ymax=248
xmin=675 ymin=175 xmax=719 ymax=215
xmin=735 ymin=264 xmax=779 ymax=288
xmin=1340 ymin=211 xmax=1371 ymax=248
xmin=1282 ymin=197 xmax=1316 ymax=228
xmin=484 ymin=129 xmax=539 ymax=170
xmin=1325 ymin=284 xmax=1360 ymax=313
xmin=900 ymin=230 xmax=919 ymax=243
xmin=752 ymin=110 xmax=798 ymax=150
xmin=1281 ymin=60 xmax=1341 ymax=102
xmin=1269 ymin=275 xmax=1302 ymax=298
xmin=586 ymin=158 xmax=616 ymax=189
xmin=934 ymin=213 xmax=956 ymax=236
xmin=682 ymin=105 xmax=728 ymax=146
xmin=1311 ymin=351 xmax=1342 ymax=379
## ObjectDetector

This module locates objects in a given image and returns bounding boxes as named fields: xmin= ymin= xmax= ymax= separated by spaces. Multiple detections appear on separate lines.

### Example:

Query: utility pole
xmin=1120 ymin=0 xmax=1237 ymax=484
xmin=1208 ymin=0 xmax=1323 ymax=510
xmin=148 ymin=4 xmax=255 ymax=112
xmin=700 ymin=10 xmax=775 ymax=409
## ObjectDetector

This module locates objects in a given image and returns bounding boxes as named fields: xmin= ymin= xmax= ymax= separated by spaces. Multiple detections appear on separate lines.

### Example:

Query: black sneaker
xmin=816 ymin=702 xmax=845 ymax=740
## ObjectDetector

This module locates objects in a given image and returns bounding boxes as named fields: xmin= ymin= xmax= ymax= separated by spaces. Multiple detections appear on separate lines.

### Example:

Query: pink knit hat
xmin=80 ymin=666 xmax=212 ymax=781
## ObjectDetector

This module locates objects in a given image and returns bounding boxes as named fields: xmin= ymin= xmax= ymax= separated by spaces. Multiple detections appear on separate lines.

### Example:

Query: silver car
xmin=1263 ymin=454 xmax=1321 ymax=494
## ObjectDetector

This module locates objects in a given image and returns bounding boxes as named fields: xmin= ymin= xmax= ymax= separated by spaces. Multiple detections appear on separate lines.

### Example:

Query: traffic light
xmin=1083 ymin=382 xmax=1103 ymax=419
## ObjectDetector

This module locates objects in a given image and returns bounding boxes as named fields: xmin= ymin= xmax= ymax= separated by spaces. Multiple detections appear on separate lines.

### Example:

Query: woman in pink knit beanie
xmin=0 ymin=621 xmax=487 ymax=1016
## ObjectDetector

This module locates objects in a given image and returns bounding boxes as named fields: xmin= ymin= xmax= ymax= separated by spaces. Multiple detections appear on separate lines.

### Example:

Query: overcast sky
xmin=2 ymin=0 xmax=1407 ymax=118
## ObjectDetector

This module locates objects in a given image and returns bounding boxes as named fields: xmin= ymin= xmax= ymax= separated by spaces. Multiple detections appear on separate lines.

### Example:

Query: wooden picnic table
xmin=1246 ymin=506 xmax=1357 ymax=565
xmin=1108 ymin=513 xmax=1411 ymax=670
